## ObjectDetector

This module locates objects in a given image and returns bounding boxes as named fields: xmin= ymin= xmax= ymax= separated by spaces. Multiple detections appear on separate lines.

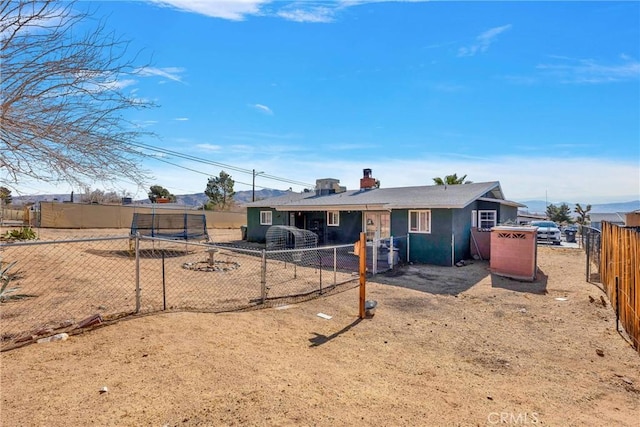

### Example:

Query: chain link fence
xmin=2 ymin=233 xmax=405 ymax=350
xmin=580 ymin=225 xmax=602 ymax=282
xmin=1 ymin=236 xmax=137 ymax=349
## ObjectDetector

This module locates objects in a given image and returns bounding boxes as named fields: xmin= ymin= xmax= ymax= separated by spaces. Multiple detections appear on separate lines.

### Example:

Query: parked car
xmin=530 ymin=221 xmax=562 ymax=245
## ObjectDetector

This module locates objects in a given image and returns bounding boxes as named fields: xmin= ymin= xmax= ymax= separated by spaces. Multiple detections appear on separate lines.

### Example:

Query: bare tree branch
xmin=1 ymin=0 xmax=156 ymax=191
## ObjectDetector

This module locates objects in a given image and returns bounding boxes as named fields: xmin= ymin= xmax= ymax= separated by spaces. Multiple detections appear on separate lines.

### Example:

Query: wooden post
xmin=615 ymin=276 xmax=619 ymax=332
xmin=359 ymin=232 xmax=366 ymax=319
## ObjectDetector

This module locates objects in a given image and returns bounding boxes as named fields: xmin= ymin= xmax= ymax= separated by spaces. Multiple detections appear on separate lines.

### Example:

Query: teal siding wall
xmin=499 ymin=205 xmax=518 ymax=224
xmin=247 ymin=201 xmax=516 ymax=263
xmin=392 ymin=208 xmax=455 ymax=266
xmin=247 ymin=208 xmax=362 ymax=244
xmin=476 ymin=201 xmax=518 ymax=225
xmin=246 ymin=207 xmax=286 ymax=243
xmin=452 ymin=204 xmax=474 ymax=262
xmin=300 ymin=211 xmax=362 ymax=245
xmin=390 ymin=211 xmax=407 ymax=263
xmin=325 ymin=212 xmax=362 ymax=244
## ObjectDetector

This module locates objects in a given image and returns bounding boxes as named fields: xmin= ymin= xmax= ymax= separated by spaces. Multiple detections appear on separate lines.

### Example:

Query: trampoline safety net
xmin=130 ymin=213 xmax=209 ymax=241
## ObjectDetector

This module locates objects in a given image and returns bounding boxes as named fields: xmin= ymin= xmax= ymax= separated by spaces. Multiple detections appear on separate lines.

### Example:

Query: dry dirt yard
xmin=1 ymin=229 xmax=639 ymax=426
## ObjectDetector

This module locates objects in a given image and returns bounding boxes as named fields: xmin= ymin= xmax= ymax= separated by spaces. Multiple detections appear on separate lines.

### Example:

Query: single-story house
xmin=589 ymin=212 xmax=626 ymax=230
xmin=517 ymin=211 xmax=547 ymax=225
xmin=245 ymin=169 xmax=525 ymax=266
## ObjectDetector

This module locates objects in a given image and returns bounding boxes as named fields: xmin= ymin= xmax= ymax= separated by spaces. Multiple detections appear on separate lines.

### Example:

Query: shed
xmin=490 ymin=226 xmax=538 ymax=281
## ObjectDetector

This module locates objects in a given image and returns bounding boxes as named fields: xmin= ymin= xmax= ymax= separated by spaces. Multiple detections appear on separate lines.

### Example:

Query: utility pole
xmin=252 ymin=169 xmax=264 ymax=202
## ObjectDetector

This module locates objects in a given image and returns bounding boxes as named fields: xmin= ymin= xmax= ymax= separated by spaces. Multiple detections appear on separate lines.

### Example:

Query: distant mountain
xmin=518 ymin=200 xmax=640 ymax=215
xmin=10 ymin=188 xmax=289 ymax=207
xmin=11 ymin=192 xmax=638 ymax=213
xmin=171 ymin=189 xmax=288 ymax=206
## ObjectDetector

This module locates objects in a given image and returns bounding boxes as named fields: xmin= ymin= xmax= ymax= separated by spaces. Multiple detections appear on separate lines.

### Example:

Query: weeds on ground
xmin=2 ymin=227 xmax=37 ymax=241
xmin=0 ymin=261 xmax=35 ymax=302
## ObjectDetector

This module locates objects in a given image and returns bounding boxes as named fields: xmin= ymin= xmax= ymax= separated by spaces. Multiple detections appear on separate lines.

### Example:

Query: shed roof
xmin=247 ymin=181 xmax=525 ymax=211
xmin=590 ymin=212 xmax=626 ymax=223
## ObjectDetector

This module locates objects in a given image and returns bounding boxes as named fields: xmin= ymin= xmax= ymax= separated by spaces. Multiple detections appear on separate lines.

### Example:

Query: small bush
xmin=2 ymin=227 xmax=37 ymax=241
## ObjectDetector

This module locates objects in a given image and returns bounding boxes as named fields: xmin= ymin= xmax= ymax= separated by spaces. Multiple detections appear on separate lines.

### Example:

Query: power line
xmin=149 ymin=156 xmax=274 ymax=191
xmin=129 ymin=142 xmax=315 ymax=188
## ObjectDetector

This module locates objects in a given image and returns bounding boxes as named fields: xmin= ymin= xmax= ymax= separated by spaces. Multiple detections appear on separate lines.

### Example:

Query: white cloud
xmin=147 ymin=0 xmax=430 ymax=22
xmin=136 ymin=66 xmax=186 ymax=83
xmin=458 ymin=24 xmax=512 ymax=57
xmin=277 ymin=7 xmax=335 ymax=23
xmin=195 ymin=143 xmax=222 ymax=151
xmin=174 ymin=117 xmax=189 ymax=121
xmin=252 ymin=103 xmax=274 ymax=115
xmin=108 ymin=79 xmax=138 ymax=90
xmin=148 ymin=0 xmax=268 ymax=20
xmin=162 ymin=155 xmax=639 ymax=203
xmin=536 ymin=57 xmax=640 ymax=84
xmin=16 ymin=153 xmax=639 ymax=205
xmin=132 ymin=119 xmax=159 ymax=128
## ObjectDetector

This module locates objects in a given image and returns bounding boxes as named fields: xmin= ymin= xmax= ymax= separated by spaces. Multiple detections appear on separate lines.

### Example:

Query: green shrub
xmin=2 ymin=226 xmax=37 ymax=241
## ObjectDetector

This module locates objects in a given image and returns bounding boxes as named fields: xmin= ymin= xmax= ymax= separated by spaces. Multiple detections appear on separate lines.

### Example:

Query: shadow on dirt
xmin=369 ymin=261 xmax=490 ymax=295
xmin=309 ymin=318 xmax=363 ymax=347
xmin=490 ymin=268 xmax=549 ymax=294
xmin=85 ymin=249 xmax=192 ymax=259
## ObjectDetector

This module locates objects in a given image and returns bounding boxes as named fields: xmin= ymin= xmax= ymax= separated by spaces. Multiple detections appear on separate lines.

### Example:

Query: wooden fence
xmin=36 ymin=202 xmax=246 ymax=229
xmin=600 ymin=222 xmax=639 ymax=354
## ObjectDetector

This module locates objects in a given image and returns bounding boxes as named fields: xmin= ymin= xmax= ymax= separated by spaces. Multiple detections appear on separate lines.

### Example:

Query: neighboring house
xmin=589 ymin=212 xmax=626 ymax=230
xmin=517 ymin=212 xmax=547 ymax=225
xmin=625 ymin=210 xmax=640 ymax=227
xmin=245 ymin=169 xmax=524 ymax=266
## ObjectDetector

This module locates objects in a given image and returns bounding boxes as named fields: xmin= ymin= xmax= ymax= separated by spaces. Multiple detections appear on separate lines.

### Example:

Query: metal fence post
xmin=585 ymin=228 xmax=591 ymax=281
xmin=372 ymin=239 xmax=377 ymax=275
xmin=135 ymin=232 xmax=141 ymax=313
xmin=359 ymin=232 xmax=366 ymax=319
xmin=162 ymin=251 xmax=166 ymax=311
xmin=319 ymin=249 xmax=323 ymax=294
xmin=333 ymin=247 xmax=337 ymax=286
xmin=260 ymin=249 xmax=267 ymax=303
xmin=407 ymin=233 xmax=410 ymax=264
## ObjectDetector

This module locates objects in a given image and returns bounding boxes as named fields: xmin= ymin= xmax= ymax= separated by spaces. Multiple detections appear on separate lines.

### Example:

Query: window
xmin=478 ymin=210 xmax=496 ymax=229
xmin=260 ymin=211 xmax=272 ymax=225
xmin=409 ymin=210 xmax=431 ymax=233
xmin=327 ymin=211 xmax=339 ymax=227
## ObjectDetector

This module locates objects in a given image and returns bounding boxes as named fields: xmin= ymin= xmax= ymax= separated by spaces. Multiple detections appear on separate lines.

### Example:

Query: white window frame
xmin=478 ymin=210 xmax=497 ymax=229
xmin=409 ymin=210 xmax=431 ymax=233
xmin=327 ymin=211 xmax=339 ymax=227
xmin=472 ymin=210 xmax=477 ymax=228
xmin=260 ymin=210 xmax=273 ymax=225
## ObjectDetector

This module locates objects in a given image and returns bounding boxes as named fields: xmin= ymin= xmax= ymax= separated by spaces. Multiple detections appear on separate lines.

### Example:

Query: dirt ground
xmin=1 ymin=229 xmax=639 ymax=426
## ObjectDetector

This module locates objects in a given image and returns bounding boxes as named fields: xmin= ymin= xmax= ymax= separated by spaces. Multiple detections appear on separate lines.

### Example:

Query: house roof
xmin=247 ymin=181 xmax=526 ymax=211
xmin=590 ymin=212 xmax=626 ymax=223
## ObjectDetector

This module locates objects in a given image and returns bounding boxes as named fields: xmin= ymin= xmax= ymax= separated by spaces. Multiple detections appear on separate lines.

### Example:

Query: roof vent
xmin=315 ymin=178 xmax=346 ymax=196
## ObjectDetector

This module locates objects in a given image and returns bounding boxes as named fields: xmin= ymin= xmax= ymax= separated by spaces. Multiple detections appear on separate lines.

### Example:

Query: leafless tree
xmin=0 ymin=0 xmax=155 ymax=192
xmin=79 ymin=187 xmax=126 ymax=204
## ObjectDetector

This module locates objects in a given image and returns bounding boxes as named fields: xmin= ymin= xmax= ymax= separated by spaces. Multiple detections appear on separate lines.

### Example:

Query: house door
xmin=364 ymin=212 xmax=390 ymax=241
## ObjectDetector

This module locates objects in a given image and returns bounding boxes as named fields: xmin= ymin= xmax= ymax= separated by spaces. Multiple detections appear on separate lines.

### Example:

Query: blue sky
xmin=21 ymin=1 xmax=640 ymax=204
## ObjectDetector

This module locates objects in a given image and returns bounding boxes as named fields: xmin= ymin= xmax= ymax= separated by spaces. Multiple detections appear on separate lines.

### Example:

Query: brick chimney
xmin=360 ymin=168 xmax=377 ymax=190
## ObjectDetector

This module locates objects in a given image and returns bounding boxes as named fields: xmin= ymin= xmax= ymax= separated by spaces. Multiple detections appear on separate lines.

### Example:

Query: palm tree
xmin=432 ymin=173 xmax=472 ymax=185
